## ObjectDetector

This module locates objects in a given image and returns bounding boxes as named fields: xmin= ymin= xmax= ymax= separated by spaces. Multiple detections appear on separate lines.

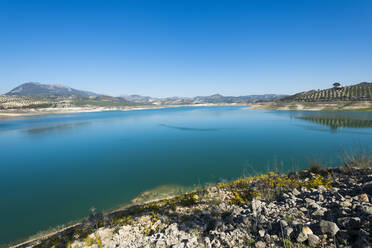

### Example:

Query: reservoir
xmin=1 ymin=106 xmax=372 ymax=245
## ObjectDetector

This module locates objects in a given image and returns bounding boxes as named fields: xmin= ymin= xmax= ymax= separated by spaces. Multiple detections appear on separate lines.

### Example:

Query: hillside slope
xmin=282 ymin=82 xmax=372 ymax=102
xmin=6 ymin=82 xmax=100 ymax=97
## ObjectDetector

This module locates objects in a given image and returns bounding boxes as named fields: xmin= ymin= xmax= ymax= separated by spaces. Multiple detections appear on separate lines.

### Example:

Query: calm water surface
xmin=1 ymin=106 xmax=372 ymax=244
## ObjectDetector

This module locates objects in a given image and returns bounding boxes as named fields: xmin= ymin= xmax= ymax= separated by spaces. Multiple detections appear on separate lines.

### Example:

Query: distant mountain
xmin=6 ymin=82 xmax=100 ymax=97
xmin=120 ymin=94 xmax=154 ymax=103
xmin=193 ymin=94 xmax=286 ymax=104
xmin=281 ymin=82 xmax=372 ymax=102
xmin=120 ymin=94 xmax=287 ymax=105
xmin=3 ymin=82 xmax=288 ymax=109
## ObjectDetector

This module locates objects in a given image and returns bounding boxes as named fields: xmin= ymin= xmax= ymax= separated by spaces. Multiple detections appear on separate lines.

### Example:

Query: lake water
xmin=1 ymin=106 xmax=372 ymax=245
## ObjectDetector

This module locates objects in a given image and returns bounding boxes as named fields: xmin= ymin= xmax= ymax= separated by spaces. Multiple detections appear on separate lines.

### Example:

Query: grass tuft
xmin=343 ymin=149 xmax=372 ymax=168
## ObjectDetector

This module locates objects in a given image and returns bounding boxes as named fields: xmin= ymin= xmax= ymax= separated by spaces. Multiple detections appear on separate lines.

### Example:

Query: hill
xmin=121 ymin=94 xmax=287 ymax=105
xmin=1 ymin=82 xmax=144 ymax=110
xmin=6 ymin=82 xmax=100 ymax=97
xmin=0 ymin=94 xmax=140 ymax=110
xmin=282 ymin=82 xmax=372 ymax=102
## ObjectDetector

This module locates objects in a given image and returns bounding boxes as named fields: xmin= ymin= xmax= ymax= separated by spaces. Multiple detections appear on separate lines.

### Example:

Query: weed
xmin=230 ymin=190 xmax=260 ymax=206
xmin=343 ymin=149 xmax=372 ymax=168
xmin=308 ymin=160 xmax=326 ymax=174
xmin=151 ymin=212 xmax=159 ymax=221
xmin=283 ymin=238 xmax=293 ymax=248
xmin=170 ymin=203 xmax=177 ymax=211
xmin=284 ymin=213 xmax=292 ymax=223
xmin=83 ymin=235 xmax=102 ymax=248
xmin=113 ymin=216 xmax=133 ymax=226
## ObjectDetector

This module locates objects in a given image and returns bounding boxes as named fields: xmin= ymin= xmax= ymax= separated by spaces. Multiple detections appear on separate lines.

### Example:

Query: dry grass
xmin=343 ymin=150 xmax=372 ymax=168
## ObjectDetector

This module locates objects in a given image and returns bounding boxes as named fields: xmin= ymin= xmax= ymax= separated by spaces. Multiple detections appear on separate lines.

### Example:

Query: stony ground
xmin=16 ymin=165 xmax=372 ymax=248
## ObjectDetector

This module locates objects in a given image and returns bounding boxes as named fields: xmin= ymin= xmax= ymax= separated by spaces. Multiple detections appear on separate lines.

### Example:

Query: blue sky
xmin=1 ymin=0 xmax=371 ymax=97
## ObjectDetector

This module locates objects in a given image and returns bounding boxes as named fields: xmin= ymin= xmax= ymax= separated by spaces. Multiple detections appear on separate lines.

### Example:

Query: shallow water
xmin=1 ymin=106 xmax=372 ymax=244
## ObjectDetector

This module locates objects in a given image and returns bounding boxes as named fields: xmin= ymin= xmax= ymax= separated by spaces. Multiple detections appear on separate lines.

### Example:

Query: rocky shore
xmin=14 ymin=165 xmax=372 ymax=248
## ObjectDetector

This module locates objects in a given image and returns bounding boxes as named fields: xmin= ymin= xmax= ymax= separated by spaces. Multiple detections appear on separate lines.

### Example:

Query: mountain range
xmin=120 ymin=93 xmax=287 ymax=105
xmin=5 ymin=82 xmax=287 ymax=105
xmin=2 ymin=81 xmax=372 ymax=110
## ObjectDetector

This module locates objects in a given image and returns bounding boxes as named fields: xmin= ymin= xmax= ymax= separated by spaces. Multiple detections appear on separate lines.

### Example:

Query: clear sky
xmin=1 ymin=0 xmax=371 ymax=97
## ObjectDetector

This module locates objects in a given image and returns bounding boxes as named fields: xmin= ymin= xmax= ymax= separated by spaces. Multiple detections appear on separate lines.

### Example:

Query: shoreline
xmin=3 ymin=100 xmax=372 ymax=120
xmin=0 ymin=103 xmax=247 ymax=120
xmin=9 ymin=163 xmax=372 ymax=248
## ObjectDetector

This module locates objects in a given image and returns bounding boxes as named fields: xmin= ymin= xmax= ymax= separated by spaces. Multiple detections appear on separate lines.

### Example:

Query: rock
xmin=317 ymin=185 xmax=327 ymax=193
xmin=301 ymin=186 xmax=310 ymax=193
xmin=282 ymin=193 xmax=290 ymax=198
xmin=361 ymin=204 xmax=372 ymax=215
xmin=219 ymin=203 xmax=226 ymax=210
xmin=252 ymin=199 xmax=262 ymax=214
xmin=156 ymin=239 xmax=167 ymax=247
xmin=319 ymin=220 xmax=339 ymax=236
xmin=296 ymin=226 xmax=313 ymax=242
xmin=293 ymin=188 xmax=300 ymax=196
xmin=292 ymin=220 xmax=301 ymax=226
xmin=363 ymin=181 xmax=372 ymax=195
xmin=299 ymin=207 xmax=307 ymax=212
xmin=96 ymin=228 xmax=113 ymax=240
xmin=284 ymin=227 xmax=293 ymax=237
xmin=336 ymin=193 xmax=345 ymax=201
xmin=337 ymin=217 xmax=360 ymax=229
xmin=242 ymin=216 xmax=251 ymax=226
xmin=302 ymin=226 xmax=313 ymax=235
xmin=255 ymin=241 xmax=266 ymax=248
xmin=297 ymin=231 xmax=308 ymax=242
xmin=171 ymin=242 xmax=185 ymax=248
xmin=210 ymin=239 xmax=220 ymax=247
xmin=330 ymin=187 xmax=339 ymax=193
xmin=340 ymin=201 xmax=352 ymax=207
xmin=359 ymin=193 xmax=369 ymax=203
xmin=279 ymin=220 xmax=288 ymax=227
xmin=312 ymin=208 xmax=326 ymax=216
xmin=307 ymin=234 xmax=320 ymax=247
xmin=309 ymin=202 xmax=321 ymax=210
xmin=165 ymin=223 xmax=179 ymax=236
xmin=259 ymin=229 xmax=265 ymax=237
xmin=204 ymin=237 xmax=211 ymax=248
xmin=337 ymin=230 xmax=350 ymax=242
xmin=267 ymin=202 xmax=276 ymax=209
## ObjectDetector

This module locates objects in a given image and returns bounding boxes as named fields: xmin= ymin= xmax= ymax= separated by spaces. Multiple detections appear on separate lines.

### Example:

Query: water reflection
xmin=22 ymin=122 xmax=89 ymax=135
xmin=291 ymin=112 xmax=372 ymax=130
xmin=159 ymin=124 xmax=220 ymax=132
xmin=295 ymin=124 xmax=372 ymax=135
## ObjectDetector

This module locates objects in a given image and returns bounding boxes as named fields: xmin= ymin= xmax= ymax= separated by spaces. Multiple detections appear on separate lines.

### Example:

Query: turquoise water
xmin=1 ymin=106 xmax=372 ymax=245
